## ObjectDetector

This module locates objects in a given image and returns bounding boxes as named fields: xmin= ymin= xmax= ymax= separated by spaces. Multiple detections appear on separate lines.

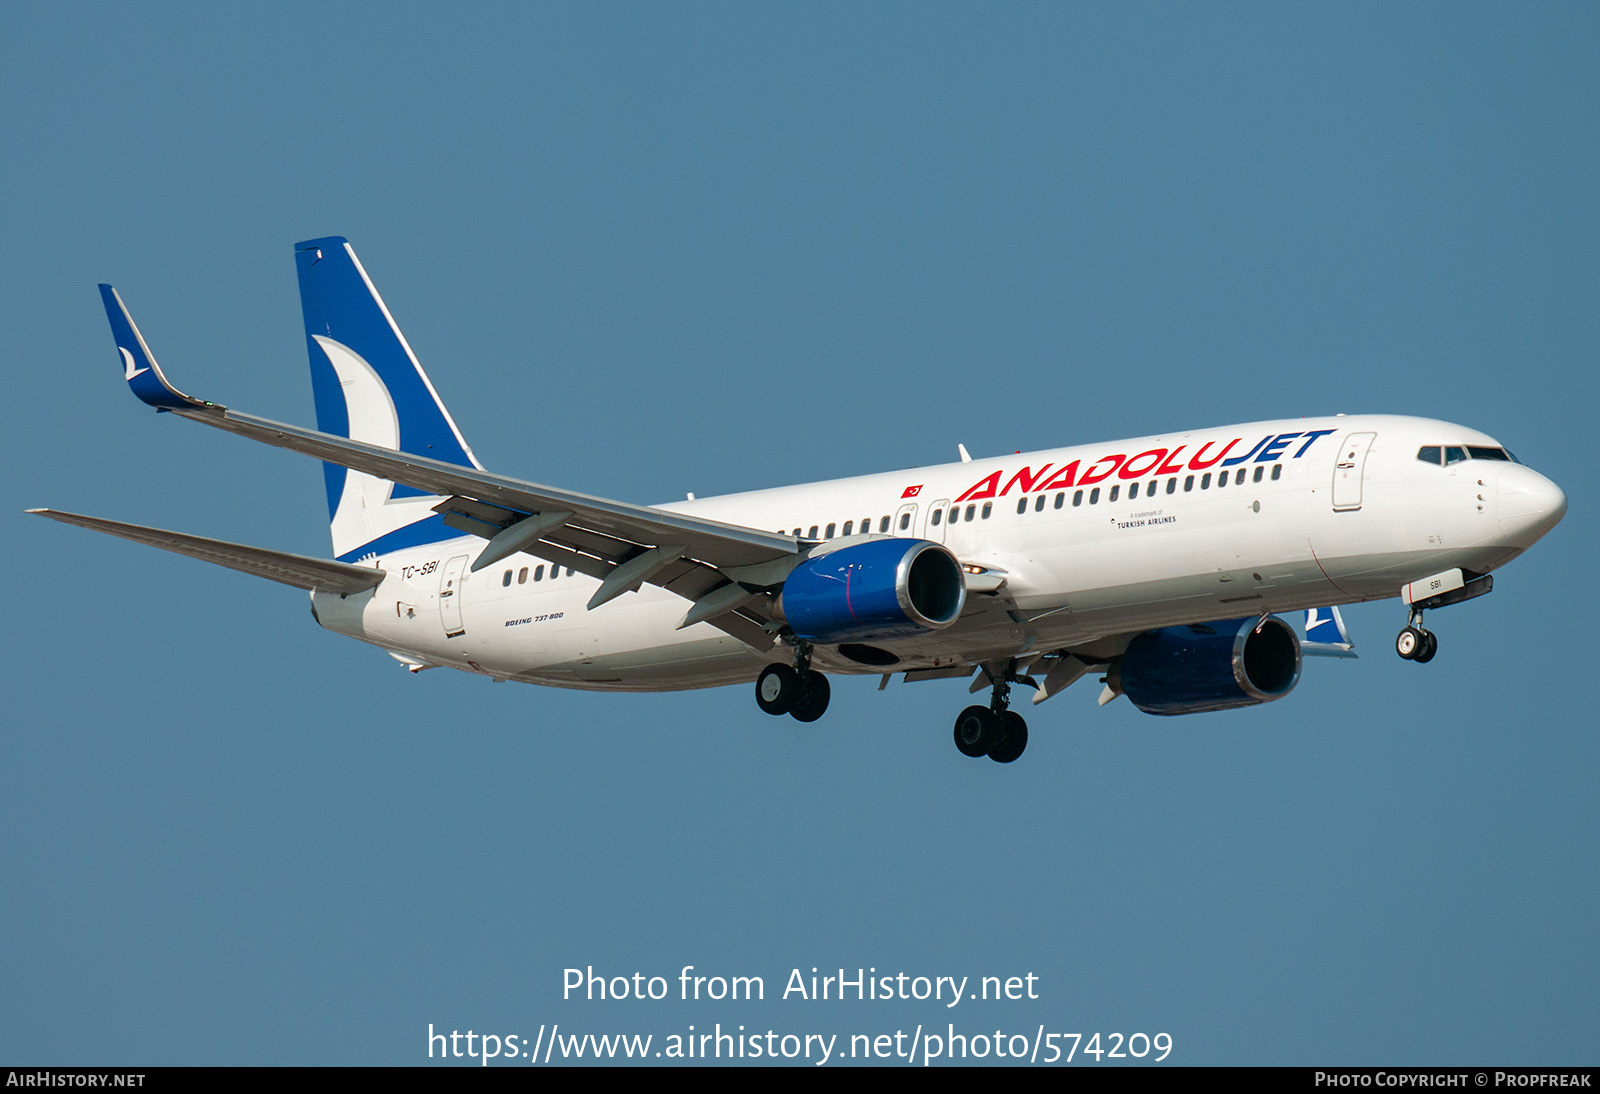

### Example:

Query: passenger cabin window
xmin=1129 ymin=482 xmax=1140 ymax=499
xmin=843 ymin=520 xmax=854 ymax=535
xmin=1035 ymin=494 xmax=1046 ymax=511
xmin=1108 ymin=485 xmax=1120 ymax=502
xmin=1271 ymin=464 xmax=1282 ymax=480
xmin=1235 ymin=468 xmax=1245 ymax=485
xmin=1089 ymin=487 xmax=1100 ymax=504
xmin=1184 ymin=475 xmax=1194 ymax=492
xmin=899 ymin=512 xmax=912 ymax=530
xmin=1201 ymin=472 xmax=1211 ymax=489
xmin=808 ymin=525 xmax=819 ymax=539
xmin=518 ymin=567 xmax=528 ymax=584
xmin=964 ymin=504 xmax=976 ymax=521
xmin=980 ymin=503 xmax=991 ymax=519
xmin=1166 ymin=478 xmax=1177 ymax=495
xmin=879 ymin=516 xmax=890 ymax=533
xmin=1253 ymin=466 xmax=1264 ymax=483
xmin=535 ymin=565 xmax=545 ymax=581
xmin=502 ymin=570 xmax=512 ymax=587
xmin=825 ymin=523 xmax=836 ymax=538
xmin=1016 ymin=498 xmax=1028 ymax=515
xmin=1073 ymin=490 xmax=1083 ymax=507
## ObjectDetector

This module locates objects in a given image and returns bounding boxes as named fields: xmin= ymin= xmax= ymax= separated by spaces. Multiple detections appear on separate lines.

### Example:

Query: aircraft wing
xmin=101 ymin=285 xmax=797 ymax=649
xmin=28 ymin=509 xmax=386 ymax=594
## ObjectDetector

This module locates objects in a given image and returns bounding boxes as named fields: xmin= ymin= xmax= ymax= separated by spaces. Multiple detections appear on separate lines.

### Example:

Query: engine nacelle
xmin=779 ymin=538 xmax=966 ymax=643
xmin=1114 ymin=615 xmax=1301 ymax=716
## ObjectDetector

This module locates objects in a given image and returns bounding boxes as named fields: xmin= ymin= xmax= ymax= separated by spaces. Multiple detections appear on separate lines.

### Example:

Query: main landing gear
xmin=952 ymin=666 xmax=1029 ymax=763
xmin=755 ymin=642 xmax=831 ymax=723
xmin=1395 ymin=609 xmax=1438 ymax=663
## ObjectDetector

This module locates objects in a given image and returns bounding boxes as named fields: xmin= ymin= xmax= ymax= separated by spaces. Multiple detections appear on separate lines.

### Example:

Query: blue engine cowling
xmin=779 ymin=538 xmax=966 ymax=643
xmin=1113 ymin=615 xmax=1301 ymax=716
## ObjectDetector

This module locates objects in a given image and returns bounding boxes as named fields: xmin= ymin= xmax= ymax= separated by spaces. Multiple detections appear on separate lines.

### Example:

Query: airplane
xmin=31 ymin=237 xmax=1568 ymax=764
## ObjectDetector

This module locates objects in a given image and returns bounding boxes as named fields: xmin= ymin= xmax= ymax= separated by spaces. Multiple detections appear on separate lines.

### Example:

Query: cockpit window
xmin=1421 ymin=443 xmax=1518 ymax=466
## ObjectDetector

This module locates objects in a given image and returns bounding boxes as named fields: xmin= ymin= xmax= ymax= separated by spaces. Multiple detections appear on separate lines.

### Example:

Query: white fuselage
xmin=309 ymin=414 xmax=1565 ymax=691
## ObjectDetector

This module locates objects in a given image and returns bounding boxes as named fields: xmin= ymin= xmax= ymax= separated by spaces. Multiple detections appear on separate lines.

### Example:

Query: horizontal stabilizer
xmin=28 ymin=509 xmax=385 ymax=594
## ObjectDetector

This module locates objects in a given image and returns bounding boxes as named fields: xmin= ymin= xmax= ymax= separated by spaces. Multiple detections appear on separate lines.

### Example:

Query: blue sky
xmin=3 ymin=2 xmax=1595 ymax=1065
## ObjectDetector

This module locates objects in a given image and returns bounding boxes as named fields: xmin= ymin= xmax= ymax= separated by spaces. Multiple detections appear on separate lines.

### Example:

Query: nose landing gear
xmin=1394 ymin=569 xmax=1496 ymax=664
xmin=1395 ymin=610 xmax=1438 ymax=663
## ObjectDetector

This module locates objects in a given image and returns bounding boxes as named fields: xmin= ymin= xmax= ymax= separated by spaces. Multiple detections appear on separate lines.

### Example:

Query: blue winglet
xmin=1303 ymin=606 xmax=1358 ymax=659
xmin=98 ymin=284 xmax=217 ymax=411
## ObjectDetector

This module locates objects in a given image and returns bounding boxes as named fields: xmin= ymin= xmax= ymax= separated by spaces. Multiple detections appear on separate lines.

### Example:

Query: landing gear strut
xmin=755 ymin=640 xmax=832 ymax=722
xmin=1395 ymin=609 xmax=1438 ymax=663
xmin=952 ymin=663 xmax=1029 ymax=763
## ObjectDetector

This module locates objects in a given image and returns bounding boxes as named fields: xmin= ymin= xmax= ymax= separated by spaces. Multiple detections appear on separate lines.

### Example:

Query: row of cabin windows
xmin=773 ymin=464 xmax=1287 ymax=541
xmin=1010 ymin=464 xmax=1282 ymax=513
xmin=782 ymin=513 xmax=911 ymax=540
xmin=501 ymin=564 xmax=577 ymax=587
xmin=497 ymin=463 xmax=1296 ymax=589
xmin=931 ymin=502 xmax=993 ymax=526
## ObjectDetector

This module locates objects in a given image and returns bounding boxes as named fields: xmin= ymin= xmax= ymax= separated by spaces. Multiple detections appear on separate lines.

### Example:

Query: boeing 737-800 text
xmin=31 ymin=237 xmax=1568 ymax=763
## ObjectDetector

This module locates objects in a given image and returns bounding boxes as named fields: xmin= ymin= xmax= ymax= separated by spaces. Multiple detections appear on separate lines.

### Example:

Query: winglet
xmin=1303 ymin=606 xmax=1358 ymax=659
xmin=98 ymin=284 xmax=220 ymax=412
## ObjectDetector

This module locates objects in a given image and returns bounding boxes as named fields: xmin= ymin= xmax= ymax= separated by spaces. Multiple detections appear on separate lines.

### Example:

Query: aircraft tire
xmin=988 ymin=711 xmax=1028 ymax=764
xmin=1396 ymin=627 xmax=1422 ymax=660
xmin=789 ymin=670 xmax=831 ymax=723
xmin=1414 ymin=630 xmax=1438 ymax=663
xmin=953 ymin=705 xmax=998 ymax=757
xmin=756 ymin=663 xmax=798 ymax=716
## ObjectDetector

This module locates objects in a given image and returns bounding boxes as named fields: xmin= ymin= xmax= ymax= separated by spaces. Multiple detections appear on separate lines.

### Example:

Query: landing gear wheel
xmin=1414 ymin=630 xmax=1438 ymax=663
xmin=1396 ymin=627 xmax=1423 ymax=660
xmin=953 ymin=705 xmax=999 ymax=757
xmin=789 ymin=670 xmax=831 ymax=723
xmin=988 ymin=711 xmax=1029 ymax=764
xmin=756 ymin=663 xmax=799 ymax=715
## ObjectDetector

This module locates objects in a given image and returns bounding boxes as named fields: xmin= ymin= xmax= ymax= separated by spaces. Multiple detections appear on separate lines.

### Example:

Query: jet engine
xmin=778 ymin=538 xmax=966 ymax=643
xmin=1113 ymin=615 xmax=1301 ymax=715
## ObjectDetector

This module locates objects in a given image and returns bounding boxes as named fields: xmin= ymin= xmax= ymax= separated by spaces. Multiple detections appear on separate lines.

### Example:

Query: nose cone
xmin=1498 ymin=464 xmax=1568 ymax=548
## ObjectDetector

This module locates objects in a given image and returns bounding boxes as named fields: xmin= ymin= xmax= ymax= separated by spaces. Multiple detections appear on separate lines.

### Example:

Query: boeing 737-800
xmin=31 ymin=237 xmax=1568 ymax=763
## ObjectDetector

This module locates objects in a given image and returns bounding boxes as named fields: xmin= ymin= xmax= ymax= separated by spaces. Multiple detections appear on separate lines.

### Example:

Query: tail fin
xmin=294 ymin=236 xmax=482 ymax=561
